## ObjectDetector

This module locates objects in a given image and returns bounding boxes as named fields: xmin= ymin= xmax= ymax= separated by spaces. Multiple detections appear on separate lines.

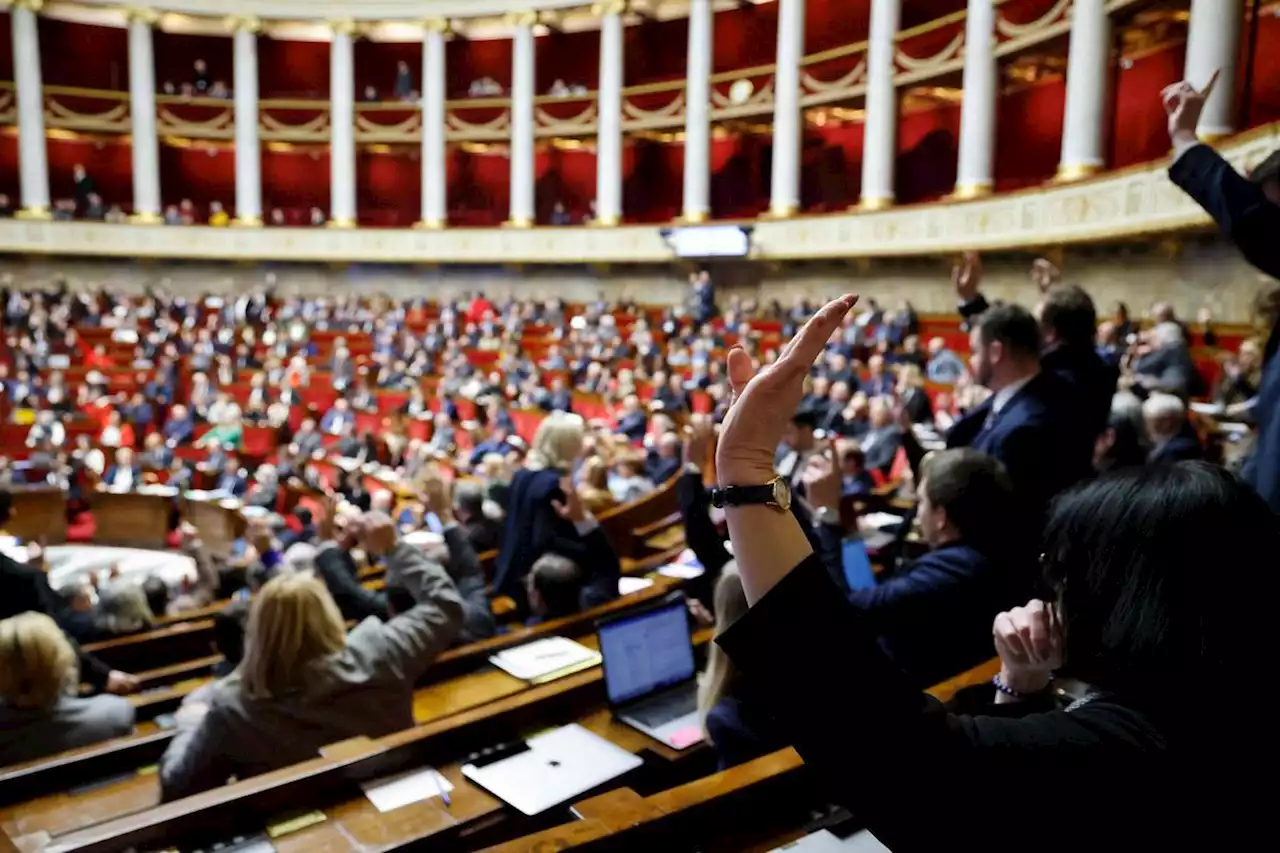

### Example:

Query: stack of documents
xmin=489 ymin=636 xmax=602 ymax=684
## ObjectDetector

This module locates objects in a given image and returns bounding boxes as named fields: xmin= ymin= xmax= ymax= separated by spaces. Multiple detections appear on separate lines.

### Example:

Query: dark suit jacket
xmin=717 ymin=554 xmax=1243 ymax=850
xmin=860 ymin=425 xmax=902 ymax=474
xmin=461 ymin=516 xmax=503 ymax=555
xmin=493 ymin=468 xmax=590 ymax=612
xmin=1170 ymin=144 xmax=1280 ymax=512
xmin=1041 ymin=342 xmax=1119 ymax=441
xmin=442 ymin=525 xmax=496 ymax=645
xmin=944 ymin=371 xmax=1089 ymax=524
xmin=214 ymin=474 xmax=248 ymax=497
xmin=1148 ymin=427 xmax=1203 ymax=465
xmin=844 ymin=542 xmax=1017 ymax=688
xmin=1134 ymin=344 xmax=1199 ymax=398
xmin=705 ymin=689 xmax=786 ymax=771
xmin=102 ymin=465 xmax=143 ymax=489
xmin=315 ymin=544 xmax=389 ymax=622
xmin=615 ymin=411 xmax=648 ymax=443
xmin=1 ymin=553 xmax=111 ymax=690
xmin=645 ymin=453 xmax=681 ymax=485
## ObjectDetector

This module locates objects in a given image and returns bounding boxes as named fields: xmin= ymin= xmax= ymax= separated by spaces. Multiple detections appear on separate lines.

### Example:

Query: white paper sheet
xmin=618 ymin=576 xmax=655 ymax=595
xmin=657 ymin=561 xmax=705 ymax=580
xmin=489 ymin=637 xmax=601 ymax=682
xmin=360 ymin=767 xmax=454 ymax=813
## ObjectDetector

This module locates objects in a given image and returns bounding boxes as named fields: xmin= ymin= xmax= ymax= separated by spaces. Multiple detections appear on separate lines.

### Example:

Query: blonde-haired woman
xmin=158 ymin=514 xmax=463 ymax=801
xmin=0 ymin=612 xmax=135 ymax=764
xmin=697 ymin=570 xmax=782 ymax=770
xmin=493 ymin=411 xmax=594 ymax=614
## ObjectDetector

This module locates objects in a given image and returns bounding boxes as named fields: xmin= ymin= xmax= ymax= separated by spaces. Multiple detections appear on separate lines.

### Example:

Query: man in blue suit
xmin=213 ymin=457 xmax=249 ymax=497
xmin=1165 ymin=72 xmax=1280 ymax=511
xmin=942 ymin=304 xmax=1090 ymax=525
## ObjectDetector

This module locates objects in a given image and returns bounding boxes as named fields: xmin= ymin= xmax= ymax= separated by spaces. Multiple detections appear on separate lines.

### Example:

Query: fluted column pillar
xmin=418 ymin=18 xmax=450 ymax=229
xmin=1183 ymin=0 xmax=1245 ymax=139
xmin=328 ymin=19 xmax=357 ymax=227
xmin=954 ymin=0 xmax=997 ymax=199
xmin=768 ymin=0 xmax=805 ymax=217
xmin=594 ymin=0 xmax=626 ymax=226
xmin=10 ymin=0 xmax=49 ymax=218
xmin=860 ymin=0 xmax=900 ymax=210
xmin=128 ymin=9 xmax=162 ymax=222
xmin=508 ymin=12 xmax=537 ymax=227
xmin=1057 ymin=0 xmax=1110 ymax=181
xmin=232 ymin=16 xmax=262 ymax=224
xmin=682 ymin=0 xmax=712 ymax=222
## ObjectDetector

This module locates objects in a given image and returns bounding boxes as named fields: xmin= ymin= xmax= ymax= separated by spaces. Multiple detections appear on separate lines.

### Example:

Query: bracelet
xmin=992 ymin=672 xmax=1051 ymax=699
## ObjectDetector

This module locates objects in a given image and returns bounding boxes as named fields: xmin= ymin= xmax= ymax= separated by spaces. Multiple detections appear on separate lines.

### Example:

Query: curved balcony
xmin=0 ymin=122 xmax=1273 ymax=263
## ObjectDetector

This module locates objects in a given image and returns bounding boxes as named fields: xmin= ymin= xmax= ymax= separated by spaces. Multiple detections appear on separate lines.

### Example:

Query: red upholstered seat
xmin=66 ymin=512 xmax=97 ymax=543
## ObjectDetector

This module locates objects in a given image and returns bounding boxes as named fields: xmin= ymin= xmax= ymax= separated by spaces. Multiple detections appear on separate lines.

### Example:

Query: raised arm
xmin=355 ymin=515 xmax=464 ymax=683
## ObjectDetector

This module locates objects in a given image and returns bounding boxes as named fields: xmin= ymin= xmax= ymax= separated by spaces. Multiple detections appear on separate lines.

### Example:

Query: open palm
xmin=716 ymin=294 xmax=859 ymax=487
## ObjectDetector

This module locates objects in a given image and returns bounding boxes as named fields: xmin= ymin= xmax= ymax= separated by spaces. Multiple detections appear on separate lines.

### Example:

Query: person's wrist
xmin=715 ymin=462 xmax=777 ymax=489
xmin=997 ymin=665 xmax=1052 ymax=697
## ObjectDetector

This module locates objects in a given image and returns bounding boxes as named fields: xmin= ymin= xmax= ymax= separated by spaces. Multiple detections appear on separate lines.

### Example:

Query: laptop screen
xmin=843 ymin=538 xmax=877 ymax=592
xmin=598 ymin=602 xmax=696 ymax=705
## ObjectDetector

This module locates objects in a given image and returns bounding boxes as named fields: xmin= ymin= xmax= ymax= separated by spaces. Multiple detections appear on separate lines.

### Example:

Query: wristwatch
xmin=710 ymin=475 xmax=792 ymax=513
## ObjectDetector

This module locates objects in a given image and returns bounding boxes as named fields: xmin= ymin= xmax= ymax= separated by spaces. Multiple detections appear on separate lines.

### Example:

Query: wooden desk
xmin=30 ymin=632 xmax=713 ymax=853
xmin=88 ymin=491 xmax=171 ymax=549
xmin=7 ymin=486 xmax=68 ymax=544
xmin=182 ymin=496 xmax=246 ymax=558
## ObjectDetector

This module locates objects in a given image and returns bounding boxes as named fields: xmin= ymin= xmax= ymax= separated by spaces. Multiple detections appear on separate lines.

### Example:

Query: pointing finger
xmin=1199 ymin=68 xmax=1220 ymax=101
xmin=777 ymin=294 xmax=859 ymax=378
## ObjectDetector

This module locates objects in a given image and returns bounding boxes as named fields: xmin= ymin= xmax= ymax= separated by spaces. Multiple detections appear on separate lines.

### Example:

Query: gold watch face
xmin=771 ymin=477 xmax=792 ymax=512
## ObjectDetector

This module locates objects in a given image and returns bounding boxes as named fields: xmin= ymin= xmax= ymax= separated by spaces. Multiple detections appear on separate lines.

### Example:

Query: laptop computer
xmin=597 ymin=594 xmax=704 ymax=750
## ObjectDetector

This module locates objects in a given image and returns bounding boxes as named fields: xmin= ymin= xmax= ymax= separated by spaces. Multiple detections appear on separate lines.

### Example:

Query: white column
xmin=232 ymin=18 xmax=263 ymax=224
xmin=860 ymin=0 xmax=901 ymax=209
xmin=10 ymin=0 xmax=49 ymax=218
xmin=768 ymin=0 xmax=805 ymax=217
xmin=594 ymin=0 xmax=626 ymax=226
xmin=1184 ymin=0 xmax=1245 ymax=138
xmin=955 ymin=0 xmax=997 ymax=198
xmin=1058 ymin=0 xmax=1110 ymax=181
xmin=128 ymin=11 xmax=162 ymax=222
xmin=682 ymin=0 xmax=712 ymax=222
xmin=329 ymin=20 xmax=357 ymax=227
xmin=419 ymin=19 xmax=449 ymax=228
xmin=508 ymin=12 xmax=537 ymax=227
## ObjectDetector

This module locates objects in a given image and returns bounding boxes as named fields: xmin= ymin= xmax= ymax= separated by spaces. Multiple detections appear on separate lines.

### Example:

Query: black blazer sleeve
xmin=676 ymin=472 xmax=731 ymax=605
xmin=315 ymin=545 xmax=389 ymax=622
xmin=957 ymin=293 xmax=991 ymax=330
xmin=443 ymin=525 xmax=496 ymax=643
xmin=717 ymin=555 xmax=1170 ymax=850
xmin=578 ymin=526 xmax=621 ymax=610
xmin=1169 ymin=144 xmax=1280 ymax=280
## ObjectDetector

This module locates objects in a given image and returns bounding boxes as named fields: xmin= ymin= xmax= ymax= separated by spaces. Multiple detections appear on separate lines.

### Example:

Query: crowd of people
xmin=0 ymin=73 xmax=1277 ymax=845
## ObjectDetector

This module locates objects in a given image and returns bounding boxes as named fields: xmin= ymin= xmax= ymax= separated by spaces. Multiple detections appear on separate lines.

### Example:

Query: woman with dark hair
xmin=708 ymin=294 xmax=1275 ymax=850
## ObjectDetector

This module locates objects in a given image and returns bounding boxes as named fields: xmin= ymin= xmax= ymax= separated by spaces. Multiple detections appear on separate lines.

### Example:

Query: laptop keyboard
xmin=628 ymin=689 xmax=698 ymax=728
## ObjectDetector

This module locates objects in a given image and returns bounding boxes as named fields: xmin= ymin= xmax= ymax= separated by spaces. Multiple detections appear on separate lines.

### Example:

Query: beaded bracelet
xmin=992 ymin=671 xmax=1051 ymax=699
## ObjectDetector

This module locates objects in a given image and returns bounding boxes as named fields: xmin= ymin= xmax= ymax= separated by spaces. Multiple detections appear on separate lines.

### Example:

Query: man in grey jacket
xmin=158 ymin=513 xmax=463 ymax=801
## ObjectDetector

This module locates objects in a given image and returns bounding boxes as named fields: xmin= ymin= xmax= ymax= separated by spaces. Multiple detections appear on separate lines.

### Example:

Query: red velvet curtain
xmin=357 ymin=147 xmax=419 ymax=226
xmin=154 ymin=31 xmax=233 ymax=93
xmin=1244 ymin=13 xmax=1280 ymax=128
xmin=1111 ymin=41 xmax=1186 ymax=168
xmin=258 ymin=38 xmax=330 ymax=99
xmin=39 ymin=18 xmax=128 ymax=90
xmin=0 ymin=14 xmax=13 ymax=81
xmin=995 ymin=78 xmax=1066 ymax=190
xmin=353 ymin=40 xmax=421 ymax=99
xmin=261 ymin=147 xmax=330 ymax=215
xmin=896 ymin=102 xmax=961 ymax=204
xmin=159 ymin=144 xmax=236 ymax=213
xmin=447 ymin=38 xmax=512 ymax=98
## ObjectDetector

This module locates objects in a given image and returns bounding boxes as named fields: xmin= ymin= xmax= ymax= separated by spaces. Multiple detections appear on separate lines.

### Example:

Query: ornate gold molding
xmin=326 ymin=216 xmax=357 ymax=229
xmin=858 ymin=195 xmax=894 ymax=212
xmin=414 ymin=217 xmax=447 ymax=230
xmin=503 ymin=10 xmax=540 ymax=29
xmin=677 ymin=210 xmax=709 ymax=225
xmin=129 ymin=210 xmax=164 ymax=224
xmin=232 ymin=215 xmax=263 ymax=227
xmin=503 ymin=216 xmax=535 ymax=229
xmin=124 ymin=5 xmax=161 ymax=25
xmin=14 ymin=205 xmax=50 ymax=220
xmin=9 ymin=0 xmax=46 ymax=12
xmin=422 ymin=16 xmax=452 ymax=34
xmin=224 ymin=14 xmax=263 ymax=34
xmin=591 ymin=0 xmax=629 ymax=15
xmin=328 ymin=18 xmax=358 ymax=37
xmin=951 ymin=181 xmax=994 ymax=201
xmin=1054 ymin=162 xmax=1103 ymax=183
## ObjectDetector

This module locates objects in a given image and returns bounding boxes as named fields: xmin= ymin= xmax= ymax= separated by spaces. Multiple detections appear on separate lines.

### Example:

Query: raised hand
xmin=992 ymin=599 xmax=1064 ymax=696
xmin=1031 ymin=257 xmax=1060 ymax=294
xmin=801 ymin=450 xmax=841 ymax=514
xmin=1162 ymin=69 xmax=1220 ymax=146
xmin=717 ymin=294 xmax=859 ymax=488
xmin=683 ymin=414 xmax=715 ymax=469
xmin=951 ymin=251 xmax=982 ymax=303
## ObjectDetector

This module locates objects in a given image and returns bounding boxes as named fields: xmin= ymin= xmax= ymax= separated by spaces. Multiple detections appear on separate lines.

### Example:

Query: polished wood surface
xmin=86 ymin=491 xmax=171 ymax=549
xmin=7 ymin=487 xmax=68 ymax=544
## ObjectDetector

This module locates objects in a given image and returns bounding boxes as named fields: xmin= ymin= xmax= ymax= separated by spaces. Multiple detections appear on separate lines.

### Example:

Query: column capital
xmin=591 ymin=0 xmax=629 ymax=16
xmin=124 ymin=6 xmax=161 ymax=25
xmin=224 ymin=14 xmax=263 ymax=34
xmin=328 ymin=18 xmax=358 ymax=37
xmin=504 ymin=10 xmax=539 ymax=29
xmin=421 ymin=17 xmax=452 ymax=35
xmin=7 ymin=0 xmax=47 ymax=12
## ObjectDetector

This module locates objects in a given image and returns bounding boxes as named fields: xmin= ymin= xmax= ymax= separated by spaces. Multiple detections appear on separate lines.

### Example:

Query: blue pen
xmin=432 ymin=768 xmax=451 ymax=807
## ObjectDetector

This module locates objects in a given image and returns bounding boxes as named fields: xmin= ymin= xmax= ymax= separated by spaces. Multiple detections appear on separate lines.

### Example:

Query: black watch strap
xmin=711 ymin=483 xmax=777 ymax=508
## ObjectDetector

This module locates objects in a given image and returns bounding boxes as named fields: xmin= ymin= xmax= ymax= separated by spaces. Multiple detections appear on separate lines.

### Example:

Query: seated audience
xmin=524 ymin=483 xmax=620 ymax=620
xmin=577 ymin=456 xmax=619 ymax=513
xmin=0 ymin=612 xmax=136 ymax=765
xmin=102 ymin=447 xmax=142 ymax=490
xmin=159 ymin=514 xmax=464 ymax=800
xmin=1133 ymin=321 xmax=1199 ymax=398
xmin=1094 ymin=392 xmax=1150 ymax=472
